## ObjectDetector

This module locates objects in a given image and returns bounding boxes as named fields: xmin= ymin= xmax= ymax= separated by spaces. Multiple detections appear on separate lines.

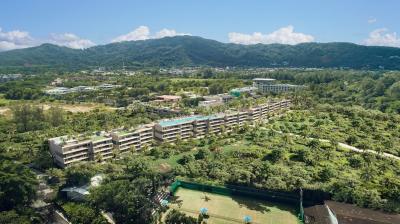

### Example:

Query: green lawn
xmin=171 ymin=188 xmax=299 ymax=224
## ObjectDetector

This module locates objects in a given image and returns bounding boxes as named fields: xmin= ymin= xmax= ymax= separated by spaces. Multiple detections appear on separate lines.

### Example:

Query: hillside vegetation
xmin=1 ymin=36 xmax=400 ymax=70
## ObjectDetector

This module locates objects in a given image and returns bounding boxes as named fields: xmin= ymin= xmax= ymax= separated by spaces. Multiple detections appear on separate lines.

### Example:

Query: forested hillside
xmin=1 ymin=36 xmax=400 ymax=70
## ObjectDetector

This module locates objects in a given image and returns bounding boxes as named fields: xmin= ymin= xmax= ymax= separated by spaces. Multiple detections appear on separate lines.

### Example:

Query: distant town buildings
xmin=45 ymin=83 xmax=121 ymax=95
xmin=0 ymin=73 xmax=23 ymax=82
xmin=252 ymin=78 xmax=304 ymax=93
xmin=230 ymin=86 xmax=258 ymax=97
xmin=229 ymin=78 xmax=303 ymax=96
xmin=142 ymin=103 xmax=184 ymax=116
xmin=155 ymin=95 xmax=182 ymax=102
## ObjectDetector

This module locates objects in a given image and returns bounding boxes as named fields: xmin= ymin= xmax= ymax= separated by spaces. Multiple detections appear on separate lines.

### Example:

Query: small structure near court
xmin=244 ymin=215 xmax=252 ymax=223
xmin=200 ymin=207 xmax=208 ymax=215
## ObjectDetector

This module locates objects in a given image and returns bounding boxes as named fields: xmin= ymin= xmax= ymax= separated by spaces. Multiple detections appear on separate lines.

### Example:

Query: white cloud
xmin=112 ymin=26 xmax=150 ymax=42
xmin=49 ymin=33 xmax=95 ymax=49
xmin=0 ymin=27 xmax=35 ymax=51
xmin=155 ymin=28 xmax=190 ymax=38
xmin=112 ymin=26 xmax=190 ymax=43
xmin=0 ymin=27 xmax=96 ymax=51
xmin=228 ymin=25 xmax=314 ymax=45
xmin=364 ymin=28 xmax=400 ymax=47
xmin=368 ymin=18 xmax=377 ymax=24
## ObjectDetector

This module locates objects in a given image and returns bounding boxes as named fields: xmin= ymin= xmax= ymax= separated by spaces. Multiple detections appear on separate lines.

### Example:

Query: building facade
xmin=253 ymin=78 xmax=303 ymax=93
xmin=50 ymin=99 xmax=291 ymax=167
xmin=111 ymin=124 xmax=154 ymax=153
xmin=154 ymin=99 xmax=292 ymax=142
xmin=48 ymin=132 xmax=113 ymax=168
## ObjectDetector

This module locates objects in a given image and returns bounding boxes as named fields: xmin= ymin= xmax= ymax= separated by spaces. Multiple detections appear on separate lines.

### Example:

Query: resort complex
xmin=48 ymin=98 xmax=292 ymax=167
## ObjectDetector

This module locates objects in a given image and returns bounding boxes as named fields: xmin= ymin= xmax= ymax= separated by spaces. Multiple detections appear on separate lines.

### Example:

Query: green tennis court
xmin=171 ymin=188 xmax=299 ymax=224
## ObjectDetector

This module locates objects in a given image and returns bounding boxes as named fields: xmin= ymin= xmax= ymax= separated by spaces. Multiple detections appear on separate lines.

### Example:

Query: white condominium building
xmin=48 ymin=132 xmax=113 ymax=168
xmin=111 ymin=124 xmax=154 ymax=153
xmin=154 ymin=99 xmax=292 ymax=142
xmin=49 ymin=99 xmax=292 ymax=167
xmin=253 ymin=78 xmax=303 ymax=93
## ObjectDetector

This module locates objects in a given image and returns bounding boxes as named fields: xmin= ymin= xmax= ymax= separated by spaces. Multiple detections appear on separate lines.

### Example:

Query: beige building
xmin=48 ymin=132 xmax=113 ymax=168
xmin=49 ymin=99 xmax=292 ymax=167
xmin=154 ymin=99 xmax=292 ymax=142
xmin=155 ymin=95 xmax=182 ymax=102
xmin=253 ymin=78 xmax=303 ymax=93
xmin=111 ymin=124 xmax=154 ymax=153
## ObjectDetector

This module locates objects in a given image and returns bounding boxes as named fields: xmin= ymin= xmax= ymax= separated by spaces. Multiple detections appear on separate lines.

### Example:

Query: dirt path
xmin=271 ymin=128 xmax=400 ymax=161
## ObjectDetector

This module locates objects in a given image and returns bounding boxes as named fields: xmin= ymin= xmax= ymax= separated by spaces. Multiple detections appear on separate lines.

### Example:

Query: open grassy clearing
xmin=0 ymin=101 xmax=114 ymax=116
xmin=171 ymin=188 xmax=299 ymax=224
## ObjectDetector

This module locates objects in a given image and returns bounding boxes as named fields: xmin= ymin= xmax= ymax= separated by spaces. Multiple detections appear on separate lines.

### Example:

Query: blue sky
xmin=1 ymin=0 xmax=400 ymax=51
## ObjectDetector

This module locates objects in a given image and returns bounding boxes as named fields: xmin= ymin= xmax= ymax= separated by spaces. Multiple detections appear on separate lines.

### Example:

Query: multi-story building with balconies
xmin=50 ymin=99 xmax=292 ymax=167
xmin=111 ymin=124 xmax=154 ymax=153
xmin=49 ymin=132 xmax=113 ymax=168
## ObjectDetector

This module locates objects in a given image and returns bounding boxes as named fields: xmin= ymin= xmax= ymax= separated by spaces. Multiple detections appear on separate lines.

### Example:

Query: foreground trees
xmin=0 ymin=160 xmax=37 ymax=211
xmin=89 ymin=159 xmax=162 ymax=224
xmin=0 ymin=160 xmax=38 ymax=222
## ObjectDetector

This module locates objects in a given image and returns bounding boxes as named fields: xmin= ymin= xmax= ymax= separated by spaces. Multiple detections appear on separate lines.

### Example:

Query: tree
xmin=63 ymin=202 xmax=107 ymax=224
xmin=269 ymin=149 xmax=286 ymax=163
xmin=0 ymin=161 xmax=37 ymax=211
xmin=307 ymin=139 xmax=321 ymax=150
xmin=178 ymin=154 xmax=195 ymax=165
xmin=0 ymin=210 xmax=31 ymax=224
xmin=195 ymin=149 xmax=210 ymax=160
xmin=165 ymin=209 xmax=197 ymax=224
xmin=65 ymin=166 xmax=93 ymax=186
xmin=89 ymin=178 xmax=158 ymax=224
xmin=208 ymin=83 xmax=223 ymax=95
xmin=47 ymin=106 xmax=65 ymax=127
xmin=11 ymin=104 xmax=46 ymax=132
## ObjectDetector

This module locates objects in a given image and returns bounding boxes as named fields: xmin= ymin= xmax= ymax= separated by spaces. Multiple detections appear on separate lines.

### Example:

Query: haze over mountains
xmin=1 ymin=36 xmax=400 ymax=70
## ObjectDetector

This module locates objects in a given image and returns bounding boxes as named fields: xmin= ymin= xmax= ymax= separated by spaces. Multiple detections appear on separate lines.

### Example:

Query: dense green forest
xmin=1 ymin=36 xmax=400 ymax=70
xmin=0 ymin=69 xmax=399 ymax=223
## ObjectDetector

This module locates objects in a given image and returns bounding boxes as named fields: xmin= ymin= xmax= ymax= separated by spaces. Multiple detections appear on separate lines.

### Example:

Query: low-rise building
xmin=143 ymin=104 xmax=184 ymax=116
xmin=253 ymin=78 xmax=303 ymax=93
xmin=198 ymin=100 xmax=224 ymax=108
xmin=230 ymin=86 xmax=258 ymax=97
xmin=201 ymin=94 xmax=234 ymax=106
xmin=156 ymin=95 xmax=182 ymax=102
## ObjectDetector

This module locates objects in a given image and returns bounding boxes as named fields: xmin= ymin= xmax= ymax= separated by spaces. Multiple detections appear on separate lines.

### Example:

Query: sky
xmin=1 ymin=0 xmax=400 ymax=51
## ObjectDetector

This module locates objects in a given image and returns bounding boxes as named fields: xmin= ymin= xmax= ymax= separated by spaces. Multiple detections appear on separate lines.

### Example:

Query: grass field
xmin=171 ymin=188 xmax=299 ymax=224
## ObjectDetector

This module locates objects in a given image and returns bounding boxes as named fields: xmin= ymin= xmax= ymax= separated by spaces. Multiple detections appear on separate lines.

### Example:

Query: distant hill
xmin=1 ymin=36 xmax=400 ymax=70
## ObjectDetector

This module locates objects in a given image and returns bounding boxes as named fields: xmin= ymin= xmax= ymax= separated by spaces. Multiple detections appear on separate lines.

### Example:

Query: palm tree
xmin=95 ymin=153 xmax=103 ymax=162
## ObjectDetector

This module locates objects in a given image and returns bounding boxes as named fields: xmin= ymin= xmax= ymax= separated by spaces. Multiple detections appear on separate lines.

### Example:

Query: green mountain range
xmin=1 ymin=36 xmax=400 ymax=70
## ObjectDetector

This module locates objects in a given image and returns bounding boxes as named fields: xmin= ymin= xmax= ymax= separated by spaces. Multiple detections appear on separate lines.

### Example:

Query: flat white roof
xmin=253 ymin=78 xmax=276 ymax=81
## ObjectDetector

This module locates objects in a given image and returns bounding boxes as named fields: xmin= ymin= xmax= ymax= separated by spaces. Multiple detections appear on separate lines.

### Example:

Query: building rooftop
xmin=230 ymin=86 xmax=258 ymax=92
xmin=112 ymin=124 xmax=154 ymax=136
xmin=49 ymin=132 xmax=111 ymax=145
xmin=156 ymin=95 xmax=182 ymax=100
xmin=158 ymin=114 xmax=224 ymax=127
xmin=90 ymin=134 xmax=111 ymax=142
xmin=253 ymin=78 xmax=276 ymax=81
